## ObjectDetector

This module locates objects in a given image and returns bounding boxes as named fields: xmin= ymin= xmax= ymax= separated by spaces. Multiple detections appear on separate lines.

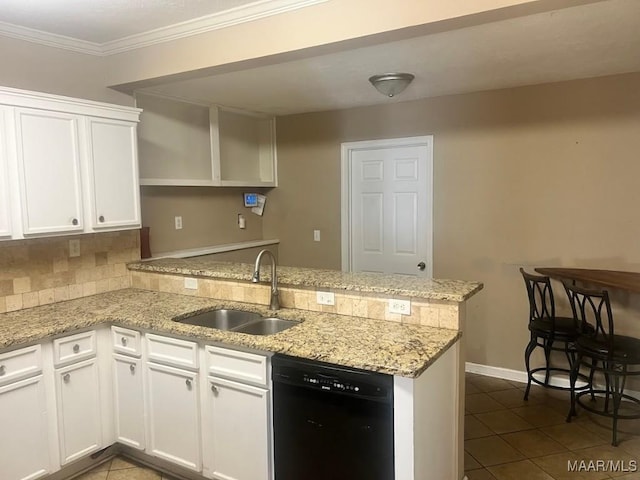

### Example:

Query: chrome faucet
xmin=252 ymin=249 xmax=279 ymax=310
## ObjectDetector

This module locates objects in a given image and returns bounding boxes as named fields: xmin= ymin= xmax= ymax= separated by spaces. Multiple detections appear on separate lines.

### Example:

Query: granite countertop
xmin=128 ymin=257 xmax=483 ymax=302
xmin=0 ymin=288 xmax=460 ymax=378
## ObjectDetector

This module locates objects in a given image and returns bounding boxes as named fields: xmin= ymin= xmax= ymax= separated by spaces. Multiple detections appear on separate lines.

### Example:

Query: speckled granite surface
xmin=128 ymin=257 xmax=483 ymax=302
xmin=0 ymin=289 xmax=460 ymax=378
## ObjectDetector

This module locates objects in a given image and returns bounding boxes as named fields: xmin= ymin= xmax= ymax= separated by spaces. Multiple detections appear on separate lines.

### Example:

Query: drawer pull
xmin=63 ymin=373 xmax=71 ymax=383
xmin=121 ymin=337 xmax=128 ymax=346
xmin=73 ymin=344 xmax=80 ymax=353
xmin=185 ymin=379 xmax=192 ymax=389
xmin=0 ymin=365 xmax=5 ymax=376
xmin=129 ymin=364 xmax=136 ymax=374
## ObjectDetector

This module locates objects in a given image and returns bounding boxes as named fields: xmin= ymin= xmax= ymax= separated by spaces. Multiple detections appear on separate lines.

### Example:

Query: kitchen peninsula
xmin=0 ymin=256 xmax=482 ymax=480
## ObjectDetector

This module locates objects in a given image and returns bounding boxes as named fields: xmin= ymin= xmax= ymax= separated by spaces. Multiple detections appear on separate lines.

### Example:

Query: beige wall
xmin=140 ymin=186 xmax=269 ymax=256
xmin=0 ymin=36 xmax=132 ymax=105
xmin=264 ymin=72 xmax=640 ymax=373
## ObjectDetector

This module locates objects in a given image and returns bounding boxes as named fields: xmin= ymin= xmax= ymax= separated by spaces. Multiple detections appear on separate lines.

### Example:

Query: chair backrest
xmin=520 ymin=268 xmax=556 ymax=323
xmin=563 ymin=282 xmax=614 ymax=352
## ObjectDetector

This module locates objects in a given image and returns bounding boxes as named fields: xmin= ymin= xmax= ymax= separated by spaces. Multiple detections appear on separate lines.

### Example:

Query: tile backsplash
xmin=131 ymin=270 xmax=463 ymax=330
xmin=0 ymin=231 xmax=140 ymax=313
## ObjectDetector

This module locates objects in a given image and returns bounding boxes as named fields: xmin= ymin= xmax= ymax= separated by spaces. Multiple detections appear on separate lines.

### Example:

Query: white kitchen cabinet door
xmin=0 ymin=375 xmax=50 ymax=480
xmin=113 ymin=354 xmax=145 ymax=450
xmin=55 ymin=358 xmax=102 ymax=465
xmin=146 ymin=362 xmax=201 ymax=471
xmin=85 ymin=118 xmax=141 ymax=230
xmin=14 ymin=108 xmax=84 ymax=236
xmin=0 ymin=108 xmax=12 ymax=239
xmin=204 ymin=376 xmax=270 ymax=480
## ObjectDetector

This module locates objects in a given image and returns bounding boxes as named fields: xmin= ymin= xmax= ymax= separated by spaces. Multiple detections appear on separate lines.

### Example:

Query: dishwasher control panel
xmin=272 ymin=354 xmax=392 ymax=401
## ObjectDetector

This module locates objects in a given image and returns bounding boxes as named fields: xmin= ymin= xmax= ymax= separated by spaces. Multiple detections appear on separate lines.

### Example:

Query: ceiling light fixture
xmin=368 ymin=73 xmax=415 ymax=97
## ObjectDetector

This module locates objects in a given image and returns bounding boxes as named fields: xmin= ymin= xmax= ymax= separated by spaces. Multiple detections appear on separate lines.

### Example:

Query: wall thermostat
xmin=243 ymin=193 xmax=258 ymax=207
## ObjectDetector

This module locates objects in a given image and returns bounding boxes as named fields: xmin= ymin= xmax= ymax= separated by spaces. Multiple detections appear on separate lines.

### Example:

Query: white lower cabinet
xmin=146 ymin=361 xmax=201 ymax=471
xmin=113 ymin=354 xmax=145 ymax=450
xmin=0 ymin=327 xmax=274 ymax=480
xmin=0 ymin=375 xmax=50 ymax=480
xmin=55 ymin=358 xmax=103 ymax=465
xmin=205 ymin=376 xmax=270 ymax=480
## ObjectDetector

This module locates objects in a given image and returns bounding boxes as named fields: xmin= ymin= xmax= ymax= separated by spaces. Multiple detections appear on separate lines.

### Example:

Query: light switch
xmin=313 ymin=230 xmax=321 ymax=242
xmin=175 ymin=216 xmax=183 ymax=230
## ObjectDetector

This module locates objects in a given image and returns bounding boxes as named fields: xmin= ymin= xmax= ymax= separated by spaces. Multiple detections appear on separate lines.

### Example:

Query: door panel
xmin=348 ymin=138 xmax=432 ymax=276
xmin=394 ymin=192 xmax=417 ymax=255
xmin=15 ymin=109 xmax=84 ymax=235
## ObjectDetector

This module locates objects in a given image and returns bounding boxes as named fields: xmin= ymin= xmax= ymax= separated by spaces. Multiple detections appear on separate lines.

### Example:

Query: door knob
xmin=417 ymin=262 xmax=426 ymax=271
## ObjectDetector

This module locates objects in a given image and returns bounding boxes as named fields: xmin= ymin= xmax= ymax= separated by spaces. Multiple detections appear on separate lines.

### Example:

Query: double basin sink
xmin=173 ymin=309 xmax=299 ymax=336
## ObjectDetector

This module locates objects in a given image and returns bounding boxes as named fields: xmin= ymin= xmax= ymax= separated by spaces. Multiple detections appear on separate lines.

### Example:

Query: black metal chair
xmin=520 ymin=268 xmax=592 ymax=400
xmin=564 ymin=282 xmax=640 ymax=446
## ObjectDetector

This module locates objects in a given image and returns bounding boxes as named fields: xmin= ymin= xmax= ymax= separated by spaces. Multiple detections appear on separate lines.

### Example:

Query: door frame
xmin=340 ymin=136 xmax=434 ymax=276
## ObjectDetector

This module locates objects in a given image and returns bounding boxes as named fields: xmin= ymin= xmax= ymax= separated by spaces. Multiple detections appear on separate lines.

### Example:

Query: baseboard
xmin=465 ymin=362 xmax=640 ymax=400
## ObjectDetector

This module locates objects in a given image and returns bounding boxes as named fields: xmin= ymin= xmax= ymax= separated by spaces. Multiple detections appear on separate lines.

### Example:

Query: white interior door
xmin=342 ymin=137 xmax=433 ymax=277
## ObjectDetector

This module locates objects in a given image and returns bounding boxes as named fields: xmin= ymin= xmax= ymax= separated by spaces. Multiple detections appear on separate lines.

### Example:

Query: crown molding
xmin=0 ymin=0 xmax=328 ymax=56
xmin=0 ymin=20 xmax=103 ymax=55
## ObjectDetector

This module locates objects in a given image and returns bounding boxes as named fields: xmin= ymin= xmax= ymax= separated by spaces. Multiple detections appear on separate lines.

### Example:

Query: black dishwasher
xmin=271 ymin=354 xmax=394 ymax=480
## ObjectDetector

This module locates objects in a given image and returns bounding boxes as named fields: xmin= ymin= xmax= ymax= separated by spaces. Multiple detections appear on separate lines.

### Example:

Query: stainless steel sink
xmin=232 ymin=317 xmax=300 ymax=336
xmin=174 ymin=309 xmax=262 ymax=330
xmin=173 ymin=309 xmax=299 ymax=335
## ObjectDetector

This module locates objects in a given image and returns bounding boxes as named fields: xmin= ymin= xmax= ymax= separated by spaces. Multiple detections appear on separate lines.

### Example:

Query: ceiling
xmin=0 ymin=0 xmax=638 ymax=115
xmin=136 ymin=0 xmax=640 ymax=115
xmin=0 ymin=0 xmax=325 ymax=53
xmin=0 ymin=0 xmax=267 ymax=43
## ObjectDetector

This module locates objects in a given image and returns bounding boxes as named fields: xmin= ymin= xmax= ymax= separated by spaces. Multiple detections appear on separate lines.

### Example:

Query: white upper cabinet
xmin=136 ymin=92 xmax=277 ymax=187
xmin=0 ymin=85 xmax=141 ymax=240
xmin=15 ymin=108 xmax=85 ymax=236
xmin=85 ymin=117 xmax=141 ymax=229
xmin=0 ymin=108 xmax=12 ymax=238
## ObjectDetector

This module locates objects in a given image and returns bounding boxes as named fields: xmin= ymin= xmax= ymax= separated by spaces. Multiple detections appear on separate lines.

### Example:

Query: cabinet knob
xmin=99 ymin=215 xmax=105 ymax=223
xmin=73 ymin=344 xmax=80 ymax=353
xmin=71 ymin=218 xmax=79 ymax=226
xmin=129 ymin=364 xmax=136 ymax=374
xmin=0 ymin=365 xmax=5 ymax=376
xmin=63 ymin=373 xmax=71 ymax=383
xmin=185 ymin=378 xmax=192 ymax=389
xmin=121 ymin=337 xmax=128 ymax=346
xmin=211 ymin=384 xmax=218 ymax=395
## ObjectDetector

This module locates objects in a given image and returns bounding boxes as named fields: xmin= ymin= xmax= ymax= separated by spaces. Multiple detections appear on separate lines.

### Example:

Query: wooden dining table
xmin=534 ymin=267 xmax=640 ymax=294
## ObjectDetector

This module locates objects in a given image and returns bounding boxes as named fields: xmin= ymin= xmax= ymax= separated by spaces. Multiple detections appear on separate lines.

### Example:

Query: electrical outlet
xmin=175 ymin=216 xmax=183 ymax=230
xmin=69 ymin=239 xmax=80 ymax=258
xmin=388 ymin=298 xmax=411 ymax=315
xmin=184 ymin=277 xmax=198 ymax=290
xmin=313 ymin=230 xmax=321 ymax=242
xmin=316 ymin=291 xmax=335 ymax=306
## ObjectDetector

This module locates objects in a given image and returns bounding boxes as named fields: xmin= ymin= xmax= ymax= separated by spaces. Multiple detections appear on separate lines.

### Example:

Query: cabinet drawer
xmin=112 ymin=326 xmax=141 ymax=357
xmin=146 ymin=334 xmax=198 ymax=370
xmin=0 ymin=344 xmax=42 ymax=386
xmin=53 ymin=331 xmax=96 ymax=367
xmin=206 ymin=346 xmax=267 ymax=386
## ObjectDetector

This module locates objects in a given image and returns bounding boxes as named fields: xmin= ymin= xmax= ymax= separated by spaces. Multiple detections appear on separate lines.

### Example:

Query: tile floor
xmin=464 ymin=372 xmax=640 ymax=480
xmin=77 ymin=372 xmax=640 ymax=480
xmin=74 ymin=456 xmax=177 ymax=480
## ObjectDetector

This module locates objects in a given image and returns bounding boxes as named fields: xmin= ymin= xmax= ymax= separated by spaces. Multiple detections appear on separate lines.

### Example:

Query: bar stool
xmin=520 ymin=268 xmax=592 ymax=400
xmin=564 ymin=282 xmax=640 ymax=446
